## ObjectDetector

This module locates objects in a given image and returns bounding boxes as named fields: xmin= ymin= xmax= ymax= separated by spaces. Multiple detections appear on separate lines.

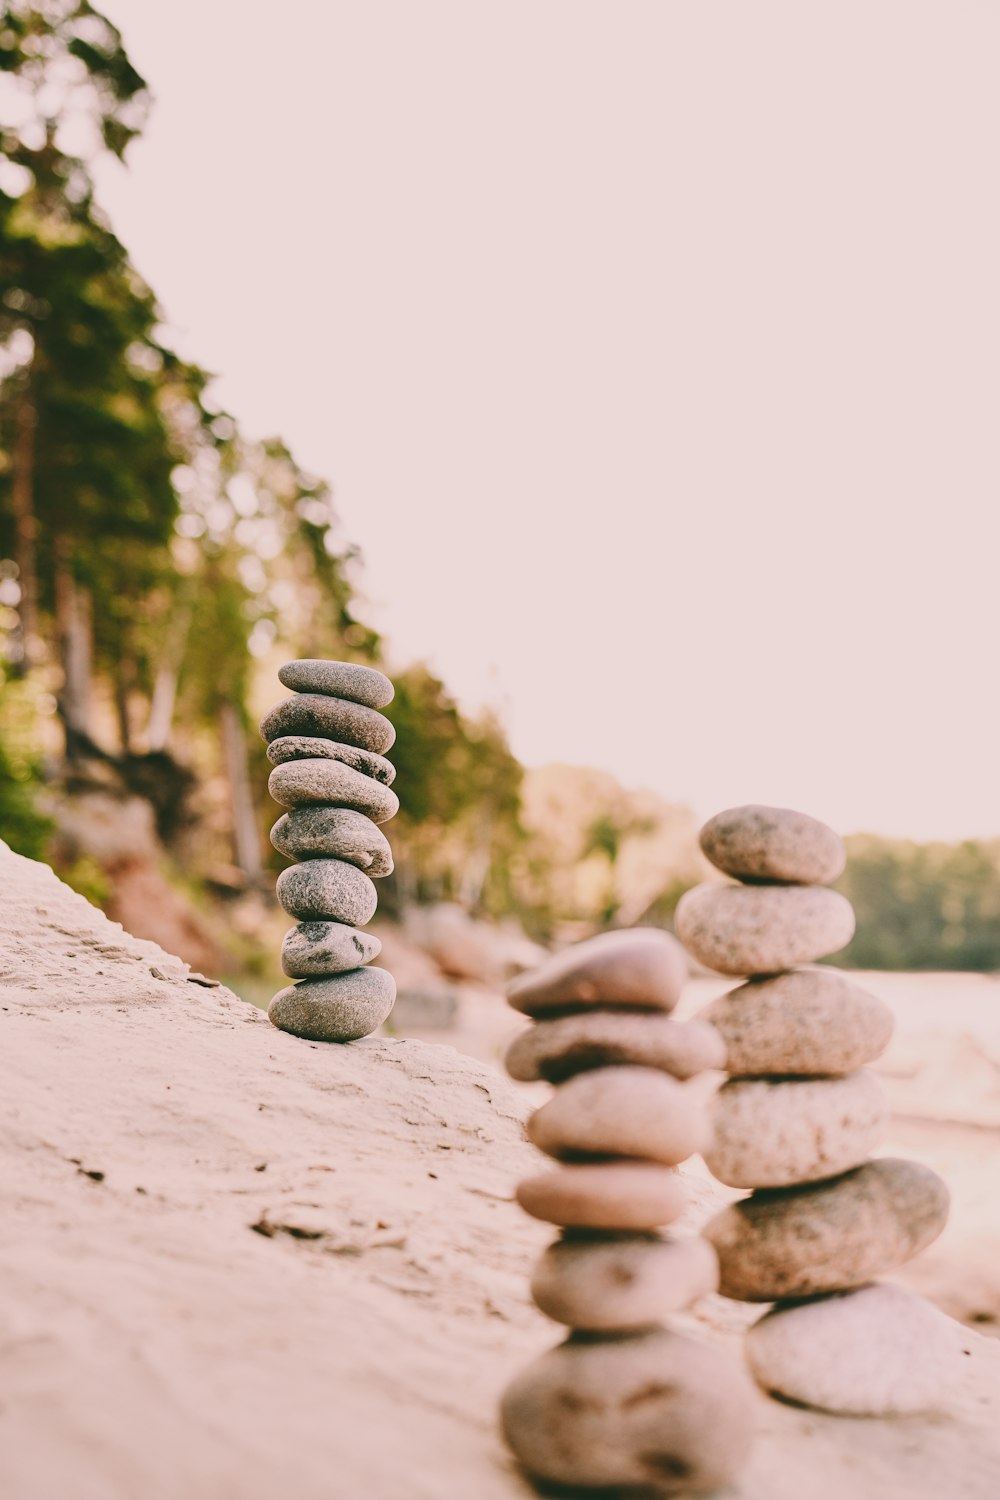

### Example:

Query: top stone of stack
xmin=506 ymin=928 xmax=686 ymax=1016
xmin=700 ymin=805 xmax=846 ymax=886
xmin=277 ymin=659 xmax=394 ymax=710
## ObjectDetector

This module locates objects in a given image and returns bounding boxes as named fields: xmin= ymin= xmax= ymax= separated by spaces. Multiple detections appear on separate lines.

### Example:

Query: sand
xmin=3 ymin=839 xmax=1000 ymax=1499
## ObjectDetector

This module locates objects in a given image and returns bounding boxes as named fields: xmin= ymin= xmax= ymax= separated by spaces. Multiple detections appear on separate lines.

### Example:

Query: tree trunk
xmin=147 ymin=602 xmax=192 ymax=751
xmin=114 ymin=652 xmax=135 ymax=755
xmin=10 ymin=390 xmax=40 ymax=674
xmin=219 ymin=699 xmax=263 ymax=881
xmin=54 ymin=539 xmax=94 ymax=755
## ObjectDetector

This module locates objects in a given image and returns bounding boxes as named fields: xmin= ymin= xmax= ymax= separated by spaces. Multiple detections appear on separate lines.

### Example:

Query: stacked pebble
xmin=500 ymin=928 xmax=756 ymax=1495
xmin=260 ymin=660 xmax=398 ymax=1043
xmin=676 ymin=805 xmax=959 ymax=1415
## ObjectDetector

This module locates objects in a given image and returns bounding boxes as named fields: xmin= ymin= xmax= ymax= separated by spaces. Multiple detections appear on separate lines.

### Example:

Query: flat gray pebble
xmin=259 ymin=694 xmax=395 ymax=755
xmin=276 ymin=859 xmax=378 ymax=925
xmin=505 ymin=1011 xmax=726 ymax=1083
xmin=278 ymin=659 xmax=394 ymax=708
xmin=268 ymin=759 xmax=399 ymax=823
xmin=266 ymin=735 xmax=396 ymax=786
xmin=675 ymin=883 xmax=855 ymax=975
xmin=281 ymin=921 xmax=382 ymax=978
xmin=700 ymin=804 xmax=846 ymax=885
xmin=268 ymin=967 xmax=396 ymax=1042
xmin=501 ymin=1328 xmax=756 ymax=1494
xmin=270 ymin=807 xmax=393 ymax=875
xmin=507 ymin=928 xmax=687 ymax=1016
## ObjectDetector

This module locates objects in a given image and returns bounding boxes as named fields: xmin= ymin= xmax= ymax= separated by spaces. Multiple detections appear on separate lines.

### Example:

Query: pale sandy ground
xmin=3 ymin=842 xmax=1000 ymax=1500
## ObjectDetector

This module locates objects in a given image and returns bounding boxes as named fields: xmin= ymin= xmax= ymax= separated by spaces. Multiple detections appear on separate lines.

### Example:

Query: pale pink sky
xmin=96 ymin=1 xmax=1000 ymax=841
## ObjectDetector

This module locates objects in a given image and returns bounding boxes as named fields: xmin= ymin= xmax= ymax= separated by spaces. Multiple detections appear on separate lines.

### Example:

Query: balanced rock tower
xmin=676 ymin=805 xmax=958 ymax=1415
xmin=500 ymin=929 xmax=756 ymax=1495
xmin=260 ymin=659 xmax=398 ymax=1043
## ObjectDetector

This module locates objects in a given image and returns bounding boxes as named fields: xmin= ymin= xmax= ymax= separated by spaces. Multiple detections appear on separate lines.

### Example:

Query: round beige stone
xmin=275 ymin=859 xmax=378 ymax=926
xmin=705 ymin=1071 xmax=888 ymax=1189
xmin=746 ymin=1283 xmax=963 ymax=1415
xmin=531 ymin=1233 xmax=719 ymax=1330
xmin=527 ymin=1066 xmax=710 ymax=1166
xmin=507 ymin=928 xmax=687 ymax=1016
xmin=700 ymin=804 xmax=846 ymax=885
xmin=501 ymin=1328 xmax=757 ymax=1494
xmin=704 ymin=967 xmax=894 ymax=1076
xmin=505 ymin=1011 xmax=725 ymax=1083
xmin=516 ymin=1164 xmax=687 ymax=1230
xmin=268 ymin=967 xmax=396 ymax=1042
xmin=704 ymin=1157 xmax=950 ymax=1301
xmin=267 ymin=759 xmax=399 ymax=823
xmin=675 ymin=883 xmax=855 ymax=975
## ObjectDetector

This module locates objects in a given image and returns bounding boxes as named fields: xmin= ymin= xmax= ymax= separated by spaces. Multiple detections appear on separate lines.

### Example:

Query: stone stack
xmin=500 ymin=929 xmax=756 ymax=1495
xmin=676 ymin=804 xmax=958 ymax=1415
xmin=260 ymin=660 xmax=398 ymax=1043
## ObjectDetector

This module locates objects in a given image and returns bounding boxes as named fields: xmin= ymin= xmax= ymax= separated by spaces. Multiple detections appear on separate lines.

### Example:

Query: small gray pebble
xmin=277 ymin=659 xmax=394 ymax=708
xmin=259 ymin=694 xmax=394 ymax=755
xmin=505 ymin=1011 xmax=725 ymax=1083
xmin=270 ymin=808 xmax=393 ymax=875
xmin=267 ymin=759 xmax=399 ymax=823
xmin=281 ymin=921 xmax=382 ymax=978
xmin=268 ymin=967 xmax=396 ymax=1042
xmin=266 ymin=735 xmax=396 ymax=786
xmin=276 ymin=859 xmax=378 ymax=925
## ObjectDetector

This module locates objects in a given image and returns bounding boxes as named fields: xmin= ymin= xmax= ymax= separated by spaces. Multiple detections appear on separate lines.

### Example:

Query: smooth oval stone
xmin=275 ymin=859 xmax=377 ymax=925
xmin=528 ymin=1066 xmax=710 ymax=1166
xmin=501 ymin=1328 xmax=756 ymax=1494
xmin=506 ymin=1011 xmax=725 ymax=1084
xmin=270 ymin=808 xmax=393 ymax=875
xmin=259 ymin=694 xmax=395 ymax=755
xmin=700 ymin=804 xmax=846 ymax=885
xmin=507 ymin=928 xmax=687 ymax=1017
xmin=280 ymin=921 xmax=382 ymax=978
xmin=704 ymin=1157 xmax=950 ymax=1301
xmin=705 ymin=1071 xmax=888 ymax=1189
xmin=746 ymin=1283 xmax=962 ymax=1415
xmin=704 ymin=967 xmax=894 ymax=1076
xmin=268 ymin=967 xmax=396 ymax=1042
xmin=516 ymin=1164 xmax=686 ymax=1230
xmin=267 ymin=759 xmax=399 ymax=823
xmin=531 ymin=1233 xmax=719 ymax=1330
xmin=277 ymin=659 xmax=394 ymax=709
xmin=675 ymin=883 xmax=855 ymax=975
xmin=266 ymin=735 xmax=396 ymax=786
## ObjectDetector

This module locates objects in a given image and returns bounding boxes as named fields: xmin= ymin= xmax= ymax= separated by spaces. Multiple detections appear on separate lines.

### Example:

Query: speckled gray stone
xmin=746 ymin=1283 xmax=962 ymax=1415
xmin=527 ymin=1066 xmax=710 ymax=1166
xmin=267 ymin=759 xmax=399 ymax=823
xmin=275 ymin=859 xmax=378 ymax=925
xmin=501 ymin=1328 xmax=756 ymax=1494
xmin=675 ymin=883 xmax=855 ymax=976
xmin=259 ymin=694 xmax=395 ymax=755
xmin=266 ymin=735 xmax=396 ymax=786
xmin=531 ymin=1233 xmax=719 ymax=1331
xmin=277 ymin=659 xmax=394 ymax=709
xmin=268 ymin=967 xmax=396 ymax=1042
xmin=705 ymin=1071 xmax=888 ymax=1189
xmin=270 ymin=808 xmax=393 ymax=875
xmin=704 ymin=967 xmax=894 ymax=1076
xmin=516 ymin=1164 xmax=687 ymax=1230
xmin=280 ymin=921 xmax=382 ymax=978
xmin=505 ymin=1011 xmax=726 ymax=1084
xmin=704 ymin=1157 xmax=950 ymax=1301
xmin=700 ymin=804 xmax=846 ymax=885
xmin=507 ymin=928 xmax=687 ymax=1017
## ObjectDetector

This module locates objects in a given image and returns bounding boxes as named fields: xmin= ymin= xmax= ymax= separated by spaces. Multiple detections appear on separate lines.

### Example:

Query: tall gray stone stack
xmin=260 ymin=660 xmax=398 ymax=1043
xmin=677 ymin=805 xmax=959 ymax=1415
xmin=500 ymin=929 xmax=756 ymax=1495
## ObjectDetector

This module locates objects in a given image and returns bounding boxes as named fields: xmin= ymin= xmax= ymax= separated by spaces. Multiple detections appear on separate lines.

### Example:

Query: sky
xmin=94 ymin=1 xmax=1000 ymax=841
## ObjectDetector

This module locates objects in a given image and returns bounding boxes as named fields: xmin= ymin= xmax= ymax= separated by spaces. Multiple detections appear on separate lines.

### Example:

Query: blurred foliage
xmin=0 ymin=669 xmax=52 ymax=857
xmin=837 ymin=835 xmax=1000 ymax=972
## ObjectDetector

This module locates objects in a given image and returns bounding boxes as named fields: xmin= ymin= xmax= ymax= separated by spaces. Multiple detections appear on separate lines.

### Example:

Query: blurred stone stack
xmin=500 ymin=929 xmax=756 ymax=1495
xmin=677 ymin=805 xmax=958 ymax=1415
xmin=260 ymin=660 xmax=398 ymax=1043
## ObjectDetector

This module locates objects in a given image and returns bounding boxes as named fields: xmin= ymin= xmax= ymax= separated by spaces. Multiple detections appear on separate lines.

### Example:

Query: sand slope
xmin=2 ymin=841 xmax=999 ymax=1500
